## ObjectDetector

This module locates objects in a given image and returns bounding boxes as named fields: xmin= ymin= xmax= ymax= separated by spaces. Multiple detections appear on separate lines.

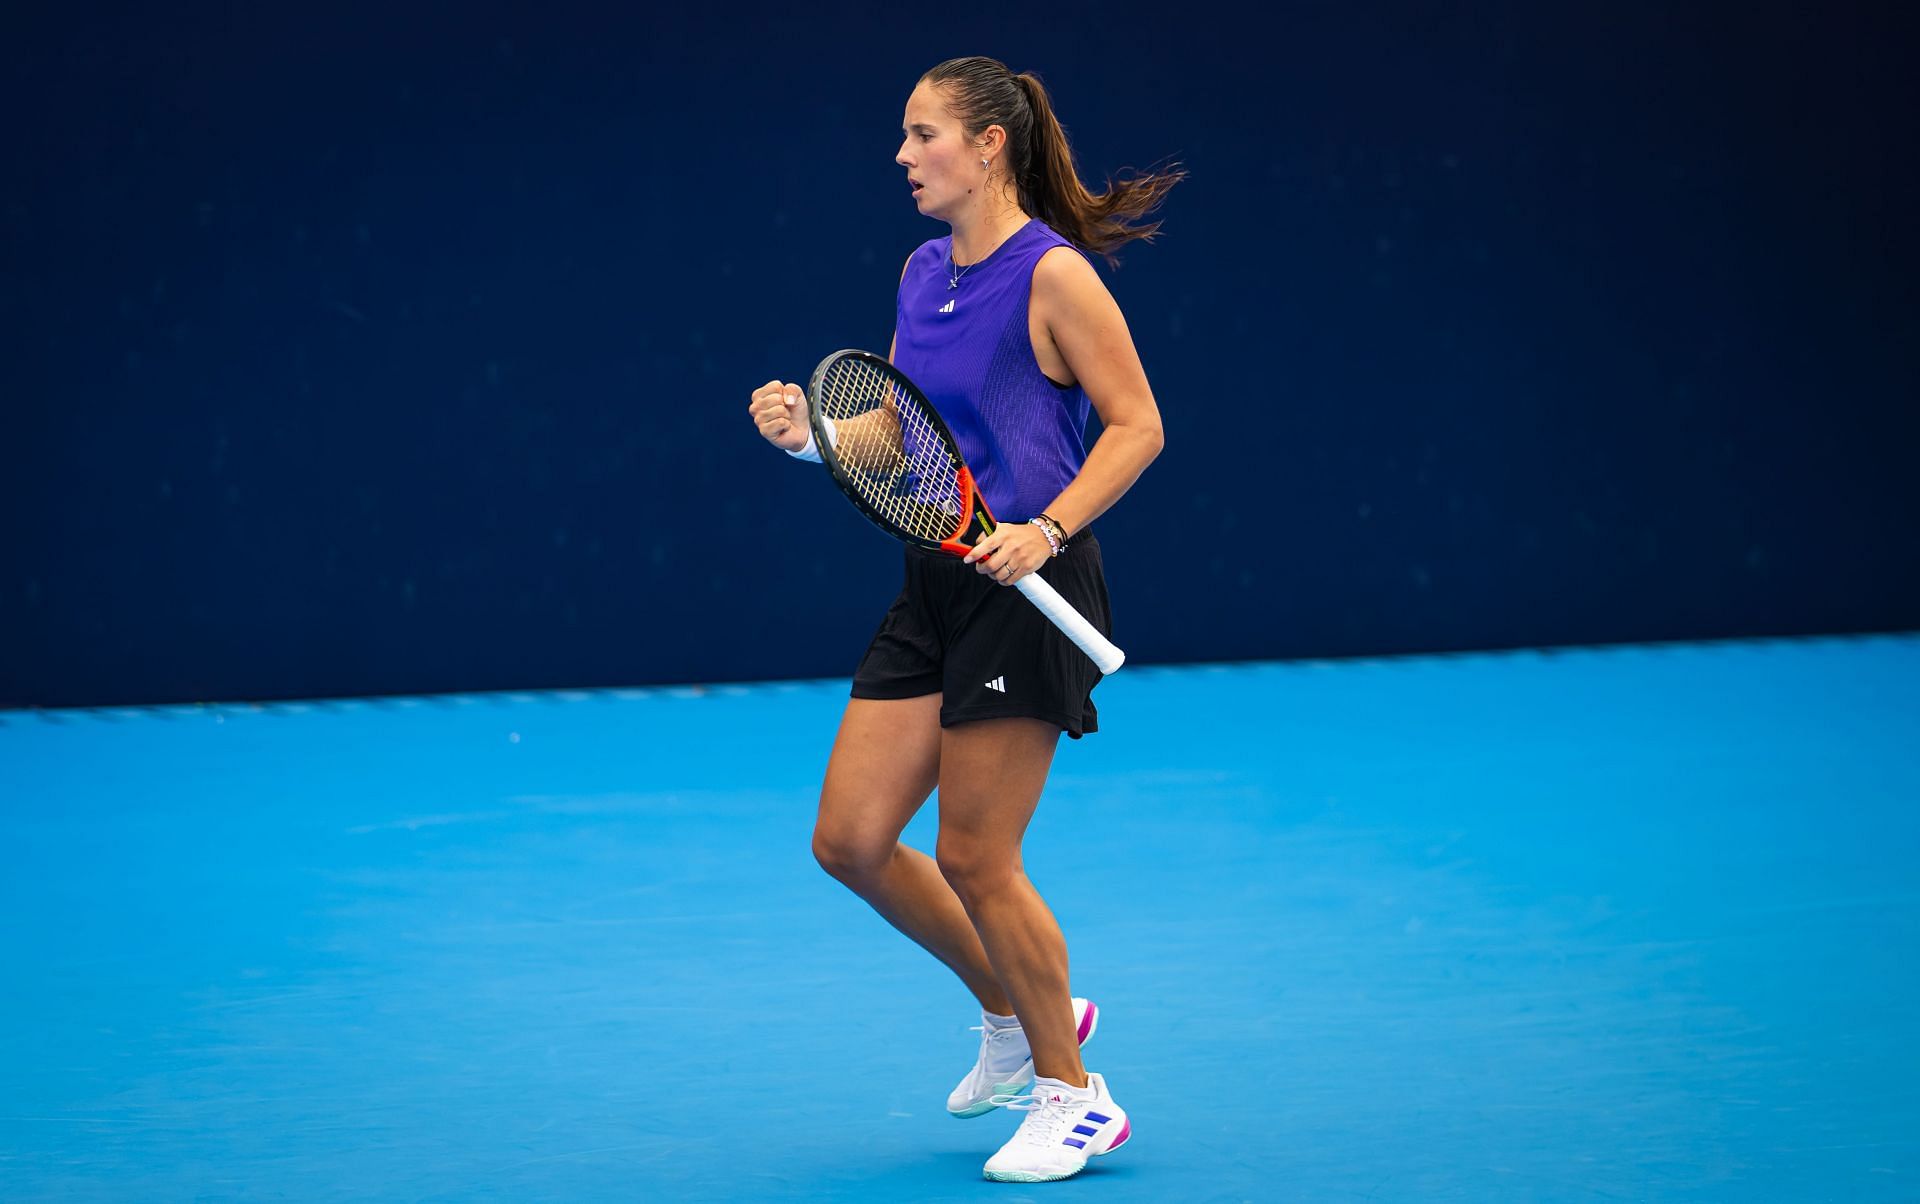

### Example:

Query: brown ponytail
xmin=923 ymin=57 xmax=1185 ymax=266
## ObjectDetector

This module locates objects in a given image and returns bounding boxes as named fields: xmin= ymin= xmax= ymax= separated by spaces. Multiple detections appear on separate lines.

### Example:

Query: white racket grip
xmin=1014 ymin=573 xmax=1126 ymax=675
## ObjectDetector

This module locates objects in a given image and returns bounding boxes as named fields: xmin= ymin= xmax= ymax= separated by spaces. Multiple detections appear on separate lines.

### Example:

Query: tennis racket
xmin=804 ymin=348 xmax=1125 ymax=675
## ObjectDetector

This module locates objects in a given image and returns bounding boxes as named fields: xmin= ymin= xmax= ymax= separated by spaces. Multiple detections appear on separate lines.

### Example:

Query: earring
xmin=981 ymin=159 xmax=989 ymax=169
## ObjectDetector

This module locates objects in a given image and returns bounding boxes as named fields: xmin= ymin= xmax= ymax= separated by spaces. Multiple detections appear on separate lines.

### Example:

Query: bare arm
xmin=748 ymin=258 xmax=913 ymax=467
xmin=828 ymin=282 xmax=912 ymax=472
xmin=960 ymin=246 xmax=1164 ymax=582
xmin=1031 ymin=247 xmax=1164 ymax=538
xmin=829 ymin=267 xmax=915 ymax=472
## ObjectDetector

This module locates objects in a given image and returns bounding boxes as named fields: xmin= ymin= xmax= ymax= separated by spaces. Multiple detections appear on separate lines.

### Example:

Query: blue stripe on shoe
xmin=1063 ymin=1138 xmax=1087 ymax=1149
xmin=1072 ymin=1124 xmax=1098 ymax=1136
xmin=1084 ymin=1111 xmax=1110 ymax=1124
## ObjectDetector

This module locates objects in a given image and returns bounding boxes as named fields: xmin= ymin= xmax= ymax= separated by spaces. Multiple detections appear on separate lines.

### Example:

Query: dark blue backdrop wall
xmin=4 ymin=3 xmax=1915 ymax=707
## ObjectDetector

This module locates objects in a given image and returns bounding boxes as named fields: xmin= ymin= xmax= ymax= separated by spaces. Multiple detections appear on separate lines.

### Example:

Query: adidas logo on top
xmin=938 ymin=299 xmax=955 ymax=314
xmin=984 ymin=676 xmax=1007 ymax=693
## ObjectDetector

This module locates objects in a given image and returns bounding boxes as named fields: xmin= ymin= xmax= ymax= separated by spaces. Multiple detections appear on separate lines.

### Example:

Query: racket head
xmin=806 ymin=349 xmax=996 ymax=555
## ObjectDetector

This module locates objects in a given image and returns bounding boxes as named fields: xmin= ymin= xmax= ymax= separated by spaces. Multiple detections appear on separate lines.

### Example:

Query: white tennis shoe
xmin=946 ymin=997 xmax=1098 ymax=1119
xmin=982 ymin=1071 xmax=1132 ymax=1183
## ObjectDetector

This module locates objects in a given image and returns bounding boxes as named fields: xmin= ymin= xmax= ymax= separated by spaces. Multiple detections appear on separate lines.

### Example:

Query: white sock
xmin=981 ymin=1012 xmax=1031 ymax=1075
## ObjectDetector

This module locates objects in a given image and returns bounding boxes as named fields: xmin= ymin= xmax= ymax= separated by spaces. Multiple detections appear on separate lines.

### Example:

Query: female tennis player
xmin=748 ymin=56 xmax=1179 ymax=1183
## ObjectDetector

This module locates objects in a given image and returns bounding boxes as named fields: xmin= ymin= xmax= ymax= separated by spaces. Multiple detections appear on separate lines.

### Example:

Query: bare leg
xmin=811 ymin=696 xmax=1013 ymax=1016
xmin=934 ymin=717 xmax=1087 ymax=1088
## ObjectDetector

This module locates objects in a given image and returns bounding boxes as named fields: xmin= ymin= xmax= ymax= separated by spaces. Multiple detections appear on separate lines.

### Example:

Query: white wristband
xmin=785 ymin=416 xmax=835 ymax=464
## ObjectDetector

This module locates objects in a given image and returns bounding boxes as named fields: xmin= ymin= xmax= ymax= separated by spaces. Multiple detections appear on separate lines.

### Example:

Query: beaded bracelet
xmin=1029 ymin=513 xmax=1068 ymax=556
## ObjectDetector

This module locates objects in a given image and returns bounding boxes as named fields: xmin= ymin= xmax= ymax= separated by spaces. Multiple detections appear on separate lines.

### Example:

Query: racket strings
xmin=815 ymin=358 xmax=965 ymax=541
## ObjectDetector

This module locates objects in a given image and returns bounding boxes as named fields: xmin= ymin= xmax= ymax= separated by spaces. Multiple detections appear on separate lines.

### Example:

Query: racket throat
xmin=940 ymin=466 xmax=994 ymax=557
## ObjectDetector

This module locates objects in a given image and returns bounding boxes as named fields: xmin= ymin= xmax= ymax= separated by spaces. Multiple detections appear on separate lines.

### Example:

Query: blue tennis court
xmin=5 ymin=633 xmax=1915 ymax=1201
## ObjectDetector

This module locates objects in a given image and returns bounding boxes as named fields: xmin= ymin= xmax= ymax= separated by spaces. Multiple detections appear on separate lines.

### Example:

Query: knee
xmin=936 ymin=843 xmax=1015 ymax=906
xmin=812 ymin=825 xmax=893 ymax=886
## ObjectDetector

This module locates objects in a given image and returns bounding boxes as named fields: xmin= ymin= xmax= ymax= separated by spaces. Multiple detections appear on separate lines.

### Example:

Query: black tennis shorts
xmin=851 ymin=532 xmax=1113 ymax=738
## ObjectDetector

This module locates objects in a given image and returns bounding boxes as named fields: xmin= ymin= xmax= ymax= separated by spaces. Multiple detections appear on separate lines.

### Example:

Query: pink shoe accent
xmin=1106 ymin=1117 xmax=1132 ymax=1152
xmin=1077 ymin=1001 xmax=1097 ymax=1043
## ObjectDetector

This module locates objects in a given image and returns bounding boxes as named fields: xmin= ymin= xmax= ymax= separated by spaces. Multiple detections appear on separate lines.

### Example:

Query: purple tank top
xmin=892 ymin=219 xmax=1092 ymax=523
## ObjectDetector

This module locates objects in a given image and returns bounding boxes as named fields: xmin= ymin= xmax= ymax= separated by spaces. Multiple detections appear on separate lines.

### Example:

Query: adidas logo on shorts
xmin=984 ymin=676 xmax=1007 ymax=693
